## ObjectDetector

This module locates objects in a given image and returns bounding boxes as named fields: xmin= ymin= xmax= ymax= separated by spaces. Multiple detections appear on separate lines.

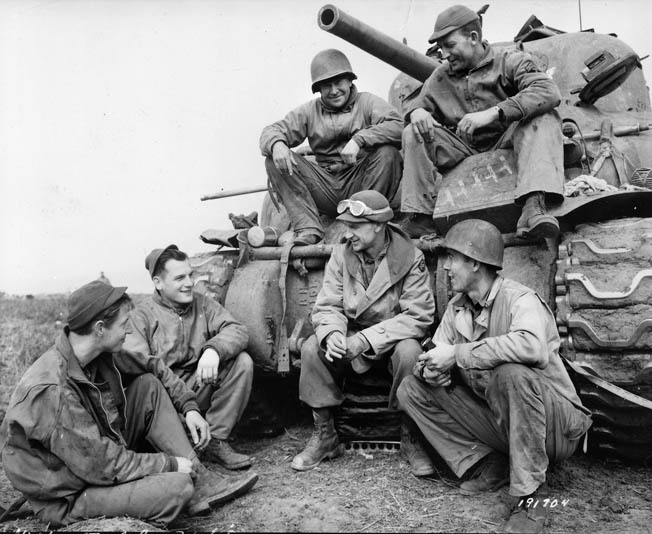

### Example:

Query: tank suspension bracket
xmin=567 ymin=238 xmax=631 ymax=256
xmin=567 ymin=318 xmax=652 ymax=349
xmin=564 ymin=269 xmax=652 ymax=299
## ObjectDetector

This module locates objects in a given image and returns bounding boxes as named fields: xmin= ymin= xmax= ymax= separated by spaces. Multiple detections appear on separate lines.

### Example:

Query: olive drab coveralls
xmin=124 ymin=291 xmax=253 ymax=441
xmin=300 ymin=224 xmax=435 ymax=409
xmin=398 ymin=276 xmax=593 ymax=496
xmin=260 ymin=86 xmax=403 ymax=234
xmin=0 ymin=330 xmax=199 ymax=526
xmin=402 ymin=42 xmax=564 ymax=215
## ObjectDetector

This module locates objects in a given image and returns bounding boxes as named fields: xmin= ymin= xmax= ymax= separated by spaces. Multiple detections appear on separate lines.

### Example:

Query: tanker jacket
xmin=407 ymin=41 xmax=562 ymax=151
xmin=259 ymin=85 xmax=403 ymax=167
xmin=312 ymin=224 xmax=435 ymax=355
xmin=435 ymin=275 xmax=592 ymax=426
xmin=124 ymin=291 xmax=249 ymax=379
xmin=0 ymin=329 xmax=199 ymax=504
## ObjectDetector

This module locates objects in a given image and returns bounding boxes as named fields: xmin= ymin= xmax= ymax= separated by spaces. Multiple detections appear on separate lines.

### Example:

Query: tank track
xmin=555 ymin=217 xmax=652 ymax=463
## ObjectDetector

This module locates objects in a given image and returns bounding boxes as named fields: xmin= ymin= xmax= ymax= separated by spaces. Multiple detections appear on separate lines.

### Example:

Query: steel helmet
xmin=428 ymin=5 xmax=480 ymax=43
xmin=310 ymin=49 xmax=357 ymax=93
xmin=443 ymin=219 xmax=503 ymax=268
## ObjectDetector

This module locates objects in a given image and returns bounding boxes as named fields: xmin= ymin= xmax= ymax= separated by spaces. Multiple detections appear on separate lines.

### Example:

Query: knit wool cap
xmin=67 ymin=280 xmax=128 ymax=330
xmin=145 ymin=244 xmax=179 ymax=278
xmin=428 ymin=5 xmax=480 ymax=43
xmin=336 ymin=190 xmax=394 ymax=223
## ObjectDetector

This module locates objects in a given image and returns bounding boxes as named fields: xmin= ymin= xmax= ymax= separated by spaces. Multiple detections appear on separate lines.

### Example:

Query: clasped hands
xmin=272 ymin=139 xmax=360 ymax=175
xmin=324 ymin=331 xmax=369 ymax=363
xmin=414 ymin=341 xmax=456 ymax=388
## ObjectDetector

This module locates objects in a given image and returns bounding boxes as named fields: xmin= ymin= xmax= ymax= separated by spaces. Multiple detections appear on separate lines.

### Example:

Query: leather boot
xmin=200 ymin=438 xmax=252 ymax=470
xmin=401 ymin=417 xmax=435 ymax=477
xmin=516 ymin=192 xmax=559 ymax=239
xmin=291 ymin=408 xmax=344 ymax=471
xmin=398 ymin=213 xmax=439 ymax=239
xmin=186 ymin=462 xmax=258 ymax=516
xmin=459 ymin=450 xmax=509 ymax=495
xmin=503 ymin=486 xmax=550 ymax=533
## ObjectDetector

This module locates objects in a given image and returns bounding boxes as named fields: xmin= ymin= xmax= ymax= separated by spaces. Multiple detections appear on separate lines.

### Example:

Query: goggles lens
xmin=337 ymin=199 xmax=370 ymax=216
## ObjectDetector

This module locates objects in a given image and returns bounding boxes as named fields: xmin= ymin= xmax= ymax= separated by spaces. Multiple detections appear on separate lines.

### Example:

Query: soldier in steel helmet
xmin=397 ymin=219 xmax=592 ymax=533
xmin=400 ymin=4 xmax=564 ymax=240
xmin=0 ymin=280 xmax=257 ymax=527
xmin=291 ymin=190 xmax=436 ymax=474
xmin=260 ymin=49 xmax=403 ymax=246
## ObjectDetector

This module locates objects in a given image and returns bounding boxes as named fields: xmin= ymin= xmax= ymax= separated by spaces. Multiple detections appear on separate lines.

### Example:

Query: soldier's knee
xmin=392 ymin=339 xmax=421 ymax=373
xmin=402 ymin=125 xmax=420 ymax=148
xmin=397 ymin=375 xmax=419 ymax=407
xmin=488 ymin=363 xmax=538 ymax=395
xmin=235 ymin=351 xmax=254 ymax=374
xmin=373 ymin=144 xmax=401 ymax=161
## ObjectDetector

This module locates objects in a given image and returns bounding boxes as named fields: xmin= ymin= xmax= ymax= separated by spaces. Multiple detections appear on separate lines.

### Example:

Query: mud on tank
xmin=193 ymin=4 xmax=652 ymax=464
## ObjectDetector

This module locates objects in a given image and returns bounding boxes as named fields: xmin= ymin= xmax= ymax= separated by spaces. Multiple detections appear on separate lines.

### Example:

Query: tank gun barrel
xmin=317 ymin=4 xmax=438 ymax=83
xmin=201 ymin=185 xmax=267 ymax=201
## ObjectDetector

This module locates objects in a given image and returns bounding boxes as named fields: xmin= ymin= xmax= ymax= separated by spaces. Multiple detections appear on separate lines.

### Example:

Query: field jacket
xmin=435 ymin=276 xmax=591 ymax=424
xmin=124 ymin=291 xmax=249 ymax=379
xmin=312 ymin=224 xmax=435 ymax=355
xmin=407 ymin=42 xmax=561 ymax=151
xmin=260 ymin=85 xmax=403 ymax=167
xmin=0 ymin=330 xmax=198 ymax=502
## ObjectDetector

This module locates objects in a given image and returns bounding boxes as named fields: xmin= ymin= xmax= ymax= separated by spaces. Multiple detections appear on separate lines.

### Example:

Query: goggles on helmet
xmin=336 ymin=199 xmax=393 ymax=218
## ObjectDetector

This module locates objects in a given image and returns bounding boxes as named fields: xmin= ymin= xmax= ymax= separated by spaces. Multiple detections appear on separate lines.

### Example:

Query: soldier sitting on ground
xmin=397 ymin=220 xmax=592 ymax=534
xmin=292 ymin=190 xmax=436 ymax=475
xmin=400 ymin=4 xmax=564 ymax=239
xmin=0 ymin=280 xmax=257 ymax=528
xmin=260 ymin=49 xmax=403 ymax=246
xmin=123 ymin=245 xmax=254 ymax=470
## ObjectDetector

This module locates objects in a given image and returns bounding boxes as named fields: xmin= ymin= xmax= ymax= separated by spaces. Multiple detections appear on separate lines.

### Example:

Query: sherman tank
xmin=193 ymin=4 xmax=652 ymax=463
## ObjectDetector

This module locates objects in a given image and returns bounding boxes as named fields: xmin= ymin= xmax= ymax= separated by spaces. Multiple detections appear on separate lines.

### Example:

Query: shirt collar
xmin=153 ymin=290 xmax=193 ymax=316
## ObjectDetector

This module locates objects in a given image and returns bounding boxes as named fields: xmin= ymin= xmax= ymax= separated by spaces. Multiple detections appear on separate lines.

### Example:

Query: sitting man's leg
xmin=195 ymin=352 xmax=255 ymax=470
xmin=399 ymin=126 xmax=474 ymax=237
xmin=389 ymin=339 xmax=436 ymax=477
xmin=508 ymin=112 xmax=564 ymax=239
xmin=339 ymin=144 xmax=403 ymax=210
xmin=292 ymin=335 xmax=346 ymax=471
xmin=49 ymin=373 xmax=258 ymax=526
xmin=265 ymin=154 xmax=338 ymax=245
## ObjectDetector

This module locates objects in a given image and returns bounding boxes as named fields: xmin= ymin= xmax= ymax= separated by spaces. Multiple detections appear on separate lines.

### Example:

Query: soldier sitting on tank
xmin=292 ymin=190 xmax=436 ymax=475
xmin=397 ymin=219 xmax=592 ymax=534
xmin=400 ymin=4 xmax=564 ymax=239
xmin=0 ymin=280 xmax=258 ymax=528
xmin=259 ymin=49 xmax=403 ymax=246
xmin=123 ymin=245 xmax=254 ymax=470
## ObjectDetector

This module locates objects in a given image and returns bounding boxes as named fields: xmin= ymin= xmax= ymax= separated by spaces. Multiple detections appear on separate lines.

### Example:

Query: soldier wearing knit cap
xmin=400 ymin=4 xmax=564 ymax=240
xmin=291 ymin=190 xmax=437 ymax=475
xmin=1 ymin=280 xmax=257 ymax=527
xmin=124 ymin=244 xmax=255 ymax=470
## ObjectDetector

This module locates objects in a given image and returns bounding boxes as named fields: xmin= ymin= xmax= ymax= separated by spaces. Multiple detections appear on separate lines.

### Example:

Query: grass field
xmin=0 ymin=296 xmax=67 ymax=414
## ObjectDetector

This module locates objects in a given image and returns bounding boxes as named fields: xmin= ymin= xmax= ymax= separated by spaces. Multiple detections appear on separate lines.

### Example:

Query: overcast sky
xmin=1 ymin=0 xmax=650 ymax=295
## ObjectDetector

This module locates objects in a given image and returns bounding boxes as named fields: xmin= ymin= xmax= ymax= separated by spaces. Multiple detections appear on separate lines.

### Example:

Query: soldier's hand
xmin=272 ymin=141 xmax=296 ymax=176
xmin=175 ymin=457 xmax=194 ymax=475
xmin=345 ymin=333 xmax=369 ymax=360
xmin=409 ymin=108 xmax=438 ymax=144
xmin=456 ymin=107 xmax=500 ymax=144
xmin=418 ymin=342 xmax=456 ymax=373
xmin=325 ymin=331 xmax=347 ymax=362
xmin=197 ymin=348 xmax=220 ymax=386
xmin=340 ymin=139 xmax=361 ymax=165
xmin=185 ymin=410 xmax=211 ymax=449
xmin=423 ymin=367 xmax=452 ymax=388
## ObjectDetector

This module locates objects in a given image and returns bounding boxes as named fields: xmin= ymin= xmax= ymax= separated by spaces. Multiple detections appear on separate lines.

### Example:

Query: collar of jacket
xmin=153 ymin=290 xmax=193 ymax=316
xmin=446 ymin=40 xmax=494 ymax=78
xmin=319 ymin=84 xmax=359 ymax=113
xmin=56 ymin=327 xmax=95 ymax=383
xmin=343 ymin=223 xmax=415 ymax=287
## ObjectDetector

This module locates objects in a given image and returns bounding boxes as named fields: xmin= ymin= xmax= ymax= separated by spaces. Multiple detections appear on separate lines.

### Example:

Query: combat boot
xmin=459 ymin=450 xmax=509 ymax=495
xmin=291 ymin=408 xmax=344 ymax=471
xmin=516 ymin=192 xmax=559 ymax=239
xmin=398 ymin=213 xmax=439 ymax=239
xmin=201 ymin=438 xmax=252 ymax=470
xmin=186 ymin=462 xmax=258 ymax=516
xmin=401 ymin=417 xmax=435 ymax=477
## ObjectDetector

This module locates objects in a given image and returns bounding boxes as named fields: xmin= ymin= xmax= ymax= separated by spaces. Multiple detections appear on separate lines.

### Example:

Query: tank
xmin=193 ymin=5 xmax=652 ymax=462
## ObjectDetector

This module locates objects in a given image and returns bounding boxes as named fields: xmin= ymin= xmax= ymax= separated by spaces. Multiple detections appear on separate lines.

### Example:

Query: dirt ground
xmin=1 ymin=423 xmax=650 ymax=533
